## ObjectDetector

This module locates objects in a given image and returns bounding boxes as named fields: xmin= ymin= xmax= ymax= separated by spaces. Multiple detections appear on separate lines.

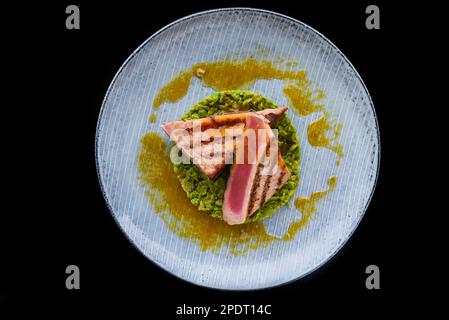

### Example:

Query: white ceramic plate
xmin=96 ymin=8 xmax=380 ymax=290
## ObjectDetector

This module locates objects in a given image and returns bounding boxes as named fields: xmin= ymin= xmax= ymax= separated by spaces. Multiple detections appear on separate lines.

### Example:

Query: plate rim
xmin=94 ymin=7 xmax=381 ymax=291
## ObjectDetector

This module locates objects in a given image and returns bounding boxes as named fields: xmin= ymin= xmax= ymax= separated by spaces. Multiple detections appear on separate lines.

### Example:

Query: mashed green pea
xmin=173 ymin=90 xmax=300 ymax=222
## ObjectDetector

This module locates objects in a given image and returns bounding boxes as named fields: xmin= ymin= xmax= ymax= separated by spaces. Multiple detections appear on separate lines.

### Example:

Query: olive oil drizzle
xmin=307 ymin=113 xmax=344 ymax=165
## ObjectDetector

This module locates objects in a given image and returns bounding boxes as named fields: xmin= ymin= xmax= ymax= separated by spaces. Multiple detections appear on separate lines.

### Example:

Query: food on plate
xmin=222 ymin=114 xmax=291 ymax=225
xmin=164 ymin=90 xmax=300 ymax=224
xmin=161 ymin=107 xmax=288 ymax=180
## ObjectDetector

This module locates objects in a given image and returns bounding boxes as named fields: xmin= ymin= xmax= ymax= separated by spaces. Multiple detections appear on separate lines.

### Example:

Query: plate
xmin=95 ymin=8 xmax=380 ymax=290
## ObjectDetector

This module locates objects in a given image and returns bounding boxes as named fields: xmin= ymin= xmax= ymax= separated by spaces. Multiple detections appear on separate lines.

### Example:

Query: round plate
xmin=96 ymin=8 xmax=380 ymax=290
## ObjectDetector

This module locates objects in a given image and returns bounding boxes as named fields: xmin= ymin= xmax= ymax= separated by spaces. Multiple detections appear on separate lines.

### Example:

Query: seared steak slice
xmin=222 ymin=114 xmax=291 ymax=225
xmin=161 ymin=107 xmax=287 ymax=180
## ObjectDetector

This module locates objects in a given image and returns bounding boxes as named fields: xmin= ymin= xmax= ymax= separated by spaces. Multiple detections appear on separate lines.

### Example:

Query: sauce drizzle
xmin=192 ymin=59 xmax=307 ymax=91
xmin=307 ymin=113 xmax=344 ymax=165
xmin=292 ymin=176 xmax=338 ymax=239
xmin=283 ymin=81 xmax=325 ymax=116
xmin=153 ymin=71 xmax=193 ymax=109
xmin=152 ymin=58 xmax=325 ymax=117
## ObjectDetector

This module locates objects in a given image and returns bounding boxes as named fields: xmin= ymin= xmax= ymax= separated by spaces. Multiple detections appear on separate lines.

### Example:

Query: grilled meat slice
xmin=161 ymin=107 xmax=287 ymax=180
xmin=222 ymin=114 xmax=291 ymax=225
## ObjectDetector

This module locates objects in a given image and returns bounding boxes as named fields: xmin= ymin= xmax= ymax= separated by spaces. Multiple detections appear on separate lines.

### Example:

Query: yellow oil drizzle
xmin=152 ymin=71 xmax=193 ymax=109
xmin=308 ymin=113 xmax=344 ymax=165
xmin=192 ymin=58 xmax=308 ymax=91
xmin=285 ymin=176 xmax=338 ymax=240
xmin=283 ymin=81 xmax=325 ymax=116
xmin=151 ymin=58 xmax=327 ymax=115
xmin=149 ymin=114 xmax=157 ymax=123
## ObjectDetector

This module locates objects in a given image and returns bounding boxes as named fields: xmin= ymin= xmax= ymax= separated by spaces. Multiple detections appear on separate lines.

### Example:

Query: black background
xmin=4 ymin=0 xmax=423 ymax=314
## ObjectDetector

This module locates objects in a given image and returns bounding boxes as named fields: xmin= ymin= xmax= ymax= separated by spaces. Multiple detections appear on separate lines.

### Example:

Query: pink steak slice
xmin=222 ymin=114 xmax=291 ymax=225
xmin=161 ymin=107 xmax=288 ymax=180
